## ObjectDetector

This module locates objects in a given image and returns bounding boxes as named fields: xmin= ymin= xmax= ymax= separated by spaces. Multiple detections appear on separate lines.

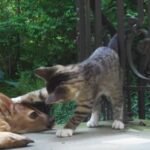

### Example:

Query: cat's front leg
xmin=56 ymin=102 xmax=92 ymax=137
xmin=11 ymin=88 xmax=48 ymax=104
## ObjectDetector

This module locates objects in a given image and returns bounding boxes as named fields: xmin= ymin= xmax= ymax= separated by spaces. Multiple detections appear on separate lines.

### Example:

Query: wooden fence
xmin=76 ymin=0 xmax=150 ymax=120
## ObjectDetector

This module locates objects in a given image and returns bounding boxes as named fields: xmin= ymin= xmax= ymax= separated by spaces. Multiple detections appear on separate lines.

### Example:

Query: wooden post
xmin=76 ymin=0 xmax=91 ymax=61
xmin=116 ymin=0 xmax=127 ymax=121
xmin=94 ymin=0 xmax=102 ymax=48
xmin=137 ymin=0 xmax=145 ymax=119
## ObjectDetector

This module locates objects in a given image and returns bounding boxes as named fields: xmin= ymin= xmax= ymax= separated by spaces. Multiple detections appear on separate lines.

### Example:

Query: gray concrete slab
xmin=12 ymin=121 xmax=150 ymax=150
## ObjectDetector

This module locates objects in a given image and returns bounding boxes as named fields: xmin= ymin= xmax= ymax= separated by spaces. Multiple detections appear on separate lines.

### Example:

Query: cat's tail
xmin=107 ymin=34 xmax=119 ymax=53
xmin=108 ymin=33 xmax=150 ymax=81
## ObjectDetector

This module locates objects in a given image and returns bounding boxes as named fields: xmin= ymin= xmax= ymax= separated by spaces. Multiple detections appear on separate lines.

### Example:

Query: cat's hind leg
xmin=86 ymin=110 xmax=100 ymax=128
xmin=86 ymin=100 xmax=101 ymax=128
xmin=110 ymin=88 xmax=125 ymax=130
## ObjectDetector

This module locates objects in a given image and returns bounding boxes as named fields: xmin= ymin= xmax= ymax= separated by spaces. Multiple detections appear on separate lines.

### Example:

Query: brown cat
xmin=12 ymin=46 xmax=125 ymax=137
xmin=0 ymin=93 xmax=54 ymax=148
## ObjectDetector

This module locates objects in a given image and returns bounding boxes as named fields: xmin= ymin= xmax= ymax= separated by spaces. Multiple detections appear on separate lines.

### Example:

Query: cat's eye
xmin=29 ymin=111 xmax=38 ymax=119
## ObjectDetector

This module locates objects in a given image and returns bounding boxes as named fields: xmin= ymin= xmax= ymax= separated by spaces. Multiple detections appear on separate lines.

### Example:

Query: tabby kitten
xmin=12 ymin=46 xmax=125 ymax=137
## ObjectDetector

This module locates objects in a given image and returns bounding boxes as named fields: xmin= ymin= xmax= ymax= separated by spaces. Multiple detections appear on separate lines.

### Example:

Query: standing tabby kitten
xmin=12 ymin=47 xmax=124 ymax=137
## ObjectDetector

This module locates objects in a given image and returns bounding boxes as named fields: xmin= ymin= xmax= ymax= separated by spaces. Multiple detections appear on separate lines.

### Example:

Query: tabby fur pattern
xmin=12 ymin=46 xmax=125 ymax=137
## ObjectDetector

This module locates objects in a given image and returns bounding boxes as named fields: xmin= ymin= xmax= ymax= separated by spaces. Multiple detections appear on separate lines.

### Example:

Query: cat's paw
xmin=112 ymin=120 xmax=124 ymax=129
xmin=11 ymin=97 xmax=22 ymax=103
xmin=86 ymin=119 xmax=99 ymax=128
xmin=56 ymin=129 xmax=73 ymax=137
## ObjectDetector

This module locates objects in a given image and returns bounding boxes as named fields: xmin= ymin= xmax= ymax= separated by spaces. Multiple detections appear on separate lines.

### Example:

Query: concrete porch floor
xmin=12 ymin=121 xmax=150 ymax=150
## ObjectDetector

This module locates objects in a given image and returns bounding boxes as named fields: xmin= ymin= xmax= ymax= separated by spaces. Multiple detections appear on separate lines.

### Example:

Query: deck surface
xmin=12 ymin=121 xmax=150 ymax=150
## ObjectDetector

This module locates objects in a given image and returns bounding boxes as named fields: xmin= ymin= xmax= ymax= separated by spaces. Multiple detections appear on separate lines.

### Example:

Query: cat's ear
xmin=34 ymin=65 xmax=64 ymax=81
xmin=34 ymin=67 xmax=56 ymax=81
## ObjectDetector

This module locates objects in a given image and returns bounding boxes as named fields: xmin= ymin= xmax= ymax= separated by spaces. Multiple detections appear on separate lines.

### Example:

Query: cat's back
xmin=82 ymin=47 xmax=119 ymax=69
xmin=89 ymin=46 xmax=118 ymax=61
xmin=80 ymin=47 xmax=120 ymax=80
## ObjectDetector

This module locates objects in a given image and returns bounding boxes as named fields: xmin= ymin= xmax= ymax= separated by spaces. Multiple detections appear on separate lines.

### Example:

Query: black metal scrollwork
xmin=126 ymin=26 xmax=150 ymax=81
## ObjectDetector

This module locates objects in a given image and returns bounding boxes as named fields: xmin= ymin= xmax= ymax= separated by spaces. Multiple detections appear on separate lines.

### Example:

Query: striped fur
xmin=12 ymin=46 xmax=125 ymax=137
xmin=12 ymin=88 xmax=48 ymax=103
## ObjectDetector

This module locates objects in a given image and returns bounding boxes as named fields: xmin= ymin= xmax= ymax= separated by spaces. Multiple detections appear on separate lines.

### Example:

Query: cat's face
xmin=35 ymin=65 xmax=83 ymax=104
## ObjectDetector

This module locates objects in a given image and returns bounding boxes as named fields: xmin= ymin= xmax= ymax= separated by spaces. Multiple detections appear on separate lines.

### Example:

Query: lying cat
xmin=0 ymin=93 xmax=54 ymax=149
xmin=12 ymin=46 xmax=125 ymax=137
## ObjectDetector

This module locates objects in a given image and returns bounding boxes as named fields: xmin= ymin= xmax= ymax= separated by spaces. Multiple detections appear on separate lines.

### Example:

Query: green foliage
xmin=0 ymin=0 xmax=78 ymax=124
xmin=0 ymin=70 xmax=44 ymax=97
xmin=0 ymin=0 xmax=149 ymax=124
xmin=130 ymin=90 xmax=138 ymax=118
xmin=145 ymin=91 xmax=150 ymax=119
xmin=0 ymin=0 xmax=77 ymax=76
xmin=131 ymin=90 xmax=150 ymax=120
xmin=51 ymin=101 xmax=77 ymax=124
xmin=0 ymin=69 xmax=4 ymax=81
xmin=12 ymin=71 xmax=44 ymax=94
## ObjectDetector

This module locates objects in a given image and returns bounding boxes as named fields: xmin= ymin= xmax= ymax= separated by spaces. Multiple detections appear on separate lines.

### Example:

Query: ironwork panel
xmin=76 ymin=0 xmax=150 ymax=120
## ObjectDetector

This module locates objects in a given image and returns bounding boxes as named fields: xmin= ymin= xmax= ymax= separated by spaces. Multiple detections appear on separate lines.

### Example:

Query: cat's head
xmin=35 ymin=65 xmax=83 ymax=104
xmin=0 ymin=93 xmax=55 ymax=133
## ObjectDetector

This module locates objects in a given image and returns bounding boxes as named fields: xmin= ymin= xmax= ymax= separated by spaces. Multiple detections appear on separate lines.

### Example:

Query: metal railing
xmin=76 ymin=0 xmax=150 ymax=120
